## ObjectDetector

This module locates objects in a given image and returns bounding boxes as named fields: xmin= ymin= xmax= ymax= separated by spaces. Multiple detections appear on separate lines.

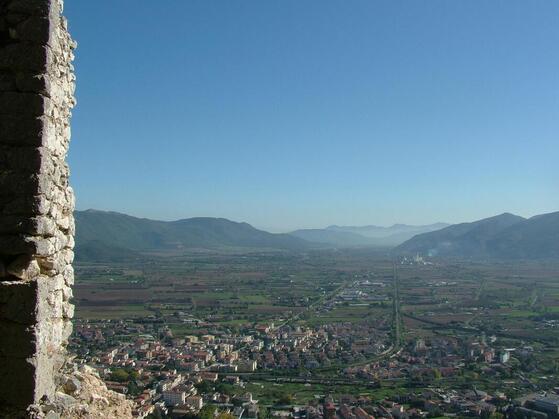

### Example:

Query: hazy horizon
xmin=66 ymin=1 xmax=558 ymax=230
xmin=75 ymin=206 xmax=556 ymax=234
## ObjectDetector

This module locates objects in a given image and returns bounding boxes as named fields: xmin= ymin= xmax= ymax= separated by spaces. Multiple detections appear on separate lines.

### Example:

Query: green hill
xmin=75 ymin=210 xmax=310 ymax=260
xmin=487 ymin=211 xmax=559 ymax=259
xmin=395 ymin=212 xmax=559 ymax=259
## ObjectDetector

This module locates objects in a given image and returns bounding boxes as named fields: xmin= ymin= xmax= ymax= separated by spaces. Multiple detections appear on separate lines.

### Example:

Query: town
xmin=70 ymin=251 xmax=559 ymax=418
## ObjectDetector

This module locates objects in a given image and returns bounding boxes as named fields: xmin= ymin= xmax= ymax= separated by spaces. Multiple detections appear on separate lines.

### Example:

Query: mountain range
xmin=75 ymin=210 xmax=308 ymax=261
xmin=74 ymin=209 xmax=559 ymax=261
xmin=395 ymin=211 xmax=559 ymax=259
xmin=290 ymin=223 xmax=449 ymax=247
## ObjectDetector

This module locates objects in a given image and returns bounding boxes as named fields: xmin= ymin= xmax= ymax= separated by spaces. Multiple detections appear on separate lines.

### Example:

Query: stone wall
xmin=0 ymin=0 xmax=76 ymax=415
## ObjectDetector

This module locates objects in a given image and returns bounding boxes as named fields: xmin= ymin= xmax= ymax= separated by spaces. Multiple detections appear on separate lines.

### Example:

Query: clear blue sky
xmin=65 ymin=1 xmax=558 ymax=231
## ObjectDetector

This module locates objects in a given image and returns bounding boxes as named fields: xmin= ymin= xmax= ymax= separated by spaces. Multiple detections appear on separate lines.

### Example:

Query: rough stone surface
xmin=7 ymin=254 xmax=42 ymax=280
xmin=0 ymin=1 xmax=131 ymax=418
xmin=49 ymin=365 xmax=134 ymax=419
xmin=0 ymin=0 xmax=76 ymax=411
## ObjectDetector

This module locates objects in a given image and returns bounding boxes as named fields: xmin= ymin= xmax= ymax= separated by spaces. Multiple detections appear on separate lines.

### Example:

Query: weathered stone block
xmin=0 ymin=194 xmax=51 ymax=216
xmin=0 ymin=214 xmax=57 ymax=236
xmin=62 ymin=301 xmax=73 ymax=318
xmin=45 ymin=410 xmax=61 ymax=419
xmin=0 ymin=320 xmax=36 ymax=357
xmin=62 ymin=376 xmax=81 ymax=395
xmin=0 ymin=43 xmax=49 ymax=72
xmin=14 ymin=16 xmax=50 ymax=43
xmin=0 ymin=280 xmax=38 ymax=326
xmin=0 ymin=70 xmax=17 ymax=91
xmin=0 ymin=144 xmax=44 ymax=171
xmin=6 ymin=0 xmax=51 ymax=16
xmin=0 ymin=172 xmax=52 ymax=197
xmin=0 ymin=113 xmax=46 ymax=145
xmin=3 ymin=11 xmax=29 ymax=26
xmin=0 ymin=234 xmax=36 ymax=254
xmin=25 ymin=235 xmax=58 ymax=256
xmin=6 ymin=254 xmax=41 ymax=280
xmin=0 ymin=91 xmax=53 ymax=116
xmin=61 ymin=263 xmax=73 ymax=285
xmin=15 ymin=72 xmax=52 ymax=94
xmin=0 ymin=355 xmax=38 ymax=408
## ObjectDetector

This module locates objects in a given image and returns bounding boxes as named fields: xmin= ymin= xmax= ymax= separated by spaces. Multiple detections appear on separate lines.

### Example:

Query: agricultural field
xmin=72 ymin=250 xmax=559 ymax=405
xmin=74 ymin=249 xmax=394 ymax=329
xmin=398 ymin=260 xmax=559 ymax=345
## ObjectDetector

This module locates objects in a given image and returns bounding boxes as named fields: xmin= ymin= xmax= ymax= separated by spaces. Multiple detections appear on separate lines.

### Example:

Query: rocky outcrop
xmin=30 ymin=365 xmax=134 ymax=419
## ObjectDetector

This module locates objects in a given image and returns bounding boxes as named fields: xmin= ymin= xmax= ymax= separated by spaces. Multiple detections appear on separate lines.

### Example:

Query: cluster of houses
xmin=342 ymin=335 xmax=525 ymax=383
xmin=265 ymin=390 xmax=559 ymax=418
xmin=72 ymin=311 xmax=392 ymax=378
xmin=255 ymin=322 xmax=389 ymax=370
xmin=71 ymin=316 xmax=389 ymax=417
xmin=70 ymin=277 xmax=554 ymax=419
xmin=70 ymin=315 xmax=558 ymax=418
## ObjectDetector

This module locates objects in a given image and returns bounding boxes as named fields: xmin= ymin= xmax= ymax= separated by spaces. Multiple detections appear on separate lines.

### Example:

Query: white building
xmin=162 ymin=390 xmax=186 ymax=406
xmin=186 ymin=395 xmax=204 ymax=410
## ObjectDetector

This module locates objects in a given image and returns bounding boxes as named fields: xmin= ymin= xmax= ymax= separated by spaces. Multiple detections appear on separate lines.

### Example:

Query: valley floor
xmin=70 ymin=250 xmax=559 ymax=418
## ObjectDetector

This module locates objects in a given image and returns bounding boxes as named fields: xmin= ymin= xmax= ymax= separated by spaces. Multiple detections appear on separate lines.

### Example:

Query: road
xmin=235 ymin=277 xmax=354 ymax=356
xmin=284 ymin=262 xmax=405 ymax=375
xmin=276 ymin=279 xmax=353 ymax=329
xmin=392 ymin=262 xmax=403 ymax=351
xmin=232 ymin=263 xmax=405 ymax=381
xmin=337 ymin=261 xmax=403 ymax=369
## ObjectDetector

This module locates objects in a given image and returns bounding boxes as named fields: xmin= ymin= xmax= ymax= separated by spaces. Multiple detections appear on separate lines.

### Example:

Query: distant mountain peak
xmin=293 ymin=222 xmax=449 ymax=247
xmin=491 ymin=212 xmax=524 ymax=220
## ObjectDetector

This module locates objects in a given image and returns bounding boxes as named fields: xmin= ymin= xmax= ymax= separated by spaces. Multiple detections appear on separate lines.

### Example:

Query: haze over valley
xmin=75 ymin=209 xmax=559 ymax=262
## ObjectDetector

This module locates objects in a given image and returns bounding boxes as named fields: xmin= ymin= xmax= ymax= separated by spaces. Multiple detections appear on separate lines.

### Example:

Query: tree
xmin=259 ymin=406 xmax=271 ymax=419
xmin=215 ymin=383 xmax=234 ymax=395
xmin=199 ymin=405 xmax=217 ymax=419
xmin=110 ymin=368 xmax=130 ymax=382
xmin=127 ymin=381 xmax=141 ymax=397
xmin=195 ymin=380 xmax=213 ymax=394
xmin=277 ymin=394 xmax=294 ymax=405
